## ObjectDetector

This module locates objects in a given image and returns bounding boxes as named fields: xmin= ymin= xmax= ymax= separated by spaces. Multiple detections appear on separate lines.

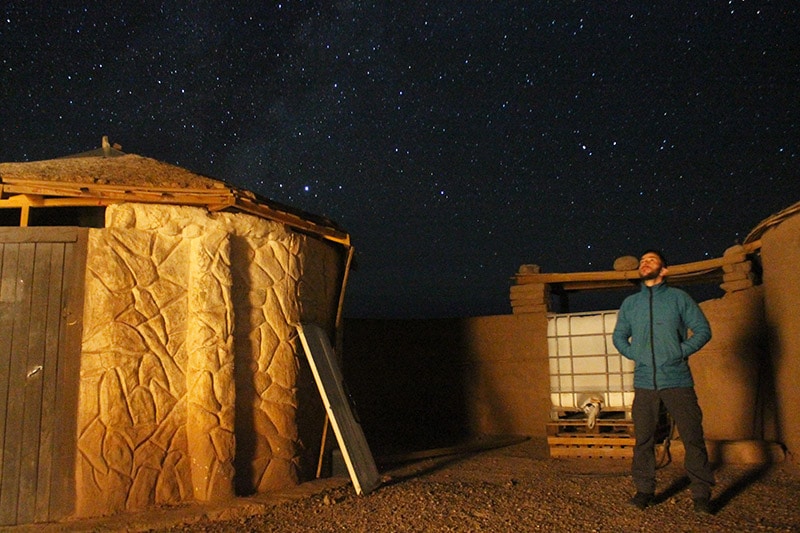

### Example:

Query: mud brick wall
xmin=761 ymin=213 xmax=800 ymax=462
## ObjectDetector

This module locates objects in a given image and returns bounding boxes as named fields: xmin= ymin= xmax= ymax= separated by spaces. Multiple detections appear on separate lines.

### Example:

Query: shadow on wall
xmin=342 ymin=318 xmax=471 ymax=457
xmin=745 ymin=300 xmax=778 ymax=444
xmin=227 ymin=234 xmax=330 ymax=496
xmin=764 ymin=320 xmax=784 ymax=446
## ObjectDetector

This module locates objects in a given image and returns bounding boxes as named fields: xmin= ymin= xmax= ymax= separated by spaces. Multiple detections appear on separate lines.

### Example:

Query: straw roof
xmin=0 ymin=138 xmax=350 ymax=245
xmin=0 ymin=153 xmax=227 ymax=190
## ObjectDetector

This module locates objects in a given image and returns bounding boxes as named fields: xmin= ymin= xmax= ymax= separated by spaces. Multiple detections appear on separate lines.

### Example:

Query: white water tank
xmin=547 ymin=310 xmax=635 ymax=419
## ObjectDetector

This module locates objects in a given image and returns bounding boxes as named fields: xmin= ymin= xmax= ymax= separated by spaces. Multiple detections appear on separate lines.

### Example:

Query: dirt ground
xmin=11 ymin=437 xmax=800 ymax=532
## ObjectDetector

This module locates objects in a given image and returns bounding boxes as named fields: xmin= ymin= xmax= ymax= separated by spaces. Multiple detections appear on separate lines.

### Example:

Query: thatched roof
xmin=0 ymin=138 xmax=350 ymax=245
xmin=0 ymin=153 xmax=227 ymax=190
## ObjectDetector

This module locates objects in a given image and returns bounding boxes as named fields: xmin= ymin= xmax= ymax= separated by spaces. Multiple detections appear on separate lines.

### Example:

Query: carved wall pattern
xmin=75 ymin=204 xmax=339 ymax=517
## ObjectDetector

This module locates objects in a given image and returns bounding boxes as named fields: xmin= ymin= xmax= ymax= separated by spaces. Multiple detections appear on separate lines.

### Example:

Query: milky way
xmin=2 ymin=2 xmax=798 ymax=317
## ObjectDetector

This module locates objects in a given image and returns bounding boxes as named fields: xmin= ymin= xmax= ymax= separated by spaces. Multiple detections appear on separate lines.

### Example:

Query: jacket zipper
xmin=649 ymin=285 xmax=657 ymax=389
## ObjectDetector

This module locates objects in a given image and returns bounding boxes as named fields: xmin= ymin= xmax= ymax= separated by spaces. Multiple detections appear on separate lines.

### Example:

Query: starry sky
xmin=2 ymin=2 xmax=799 ymax=318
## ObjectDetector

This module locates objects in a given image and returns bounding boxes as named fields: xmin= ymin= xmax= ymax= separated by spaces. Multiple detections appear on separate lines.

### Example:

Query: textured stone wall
xmin=75 ymin=203 xmax=342 ymax=517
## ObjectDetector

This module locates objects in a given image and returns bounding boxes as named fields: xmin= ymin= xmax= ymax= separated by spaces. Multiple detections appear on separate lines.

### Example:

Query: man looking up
xmin=612 ymin=250 xmax=715 ymax=515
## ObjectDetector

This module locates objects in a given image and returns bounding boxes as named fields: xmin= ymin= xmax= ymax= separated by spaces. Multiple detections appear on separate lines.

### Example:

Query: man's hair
xmin=641 ymin=249 xmax=667 ymax=266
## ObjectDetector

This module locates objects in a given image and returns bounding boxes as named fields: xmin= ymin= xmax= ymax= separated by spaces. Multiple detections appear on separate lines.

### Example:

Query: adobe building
xmin=0 ymin=139 xmax=353 ymax=525
xmin=505 ymin=202 xmax=800 ymax=464
xmin=342 ymin=201 xmax=800 ymax=468
xmin=3 ymin=138 xmax=799 ymax=527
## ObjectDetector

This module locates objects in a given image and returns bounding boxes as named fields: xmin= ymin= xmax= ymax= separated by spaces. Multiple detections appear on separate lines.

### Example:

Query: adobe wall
xmin=75 ymin=203 xmax=342 ymax=517
xmin=342 ymin=314 xmax=550 ymax=455
xmin=460 ymin=314 xmax=551 ymax=436
xmin=761 ymin=214 xmax=800 ymax=461
xmin=343 ymin=283 xmax=784 ymax=455
xmin=693 ymin=287 xmax=771 ymax=441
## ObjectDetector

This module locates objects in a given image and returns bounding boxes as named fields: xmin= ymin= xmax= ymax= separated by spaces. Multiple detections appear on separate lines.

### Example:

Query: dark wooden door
xmin=0 ymin=227 xmax=86 ymax=526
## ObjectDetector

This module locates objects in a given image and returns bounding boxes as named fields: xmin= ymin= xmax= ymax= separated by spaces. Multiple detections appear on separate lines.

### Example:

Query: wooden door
xmin=0 ymin=227 xmax=87 ymax=526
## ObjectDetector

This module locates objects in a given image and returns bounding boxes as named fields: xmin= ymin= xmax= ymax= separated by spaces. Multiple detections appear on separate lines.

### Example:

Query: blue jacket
xmin=612 ymin=281 xmax=711 ymax=390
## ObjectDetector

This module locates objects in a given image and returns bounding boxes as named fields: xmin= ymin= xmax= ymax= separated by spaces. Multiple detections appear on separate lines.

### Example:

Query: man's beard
xmin=640 ymin=267 xmax=662 ymax=280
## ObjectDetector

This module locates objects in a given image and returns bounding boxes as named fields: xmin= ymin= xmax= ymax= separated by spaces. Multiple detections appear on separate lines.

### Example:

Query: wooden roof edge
xmin=514 ymin=240 xmax=762 ymax=286
xmin=233 ymin=195 xmax=351 ymax=246
xmin=0 ymin=179 xmax=351 ymax=247
xmin=0 ymin=177 xmax=232 ymax=197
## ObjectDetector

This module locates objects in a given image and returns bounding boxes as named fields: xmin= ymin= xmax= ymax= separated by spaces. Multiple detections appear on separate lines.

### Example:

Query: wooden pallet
xmin=546 ymin=418 xmax=634 ymax=436
xmin=547 ymin=418 xmax=635 ymax=459
xmin=547 ymin=434 xmax=634 ymax=458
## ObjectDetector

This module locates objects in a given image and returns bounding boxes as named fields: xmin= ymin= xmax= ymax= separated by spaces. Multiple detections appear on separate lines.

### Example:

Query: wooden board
xmin=546 ymin=419 xmax=634 ymax=437
xmin=0 ymin=227 xmax=86 ymax=526
xmin=547 ymin=435 xmax=635 ymax=459
xmin=546 ymin=417 xmax=635 ymax=459
xmin=296 ymin=323 xmax=380 ymax=495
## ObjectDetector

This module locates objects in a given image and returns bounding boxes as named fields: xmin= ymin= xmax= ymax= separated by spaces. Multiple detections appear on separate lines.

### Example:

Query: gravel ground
xmin=162 ymin=438 xmax=800 ymax=532
xmin=15 ymin=438 xmax=800 ymax=532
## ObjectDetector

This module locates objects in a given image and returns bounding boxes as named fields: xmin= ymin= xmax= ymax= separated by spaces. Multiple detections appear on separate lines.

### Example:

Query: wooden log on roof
xmin=233 ymin=193 xmax=350 ymax=246
xmin=0 ymin=178 xmax=236 ymax=206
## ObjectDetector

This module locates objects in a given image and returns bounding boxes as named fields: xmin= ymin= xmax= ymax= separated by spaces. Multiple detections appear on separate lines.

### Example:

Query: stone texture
xmin=186 ymin=232 xmax=236 ymax=502
xmin=75 ymin=203 xmax=342 ymax=517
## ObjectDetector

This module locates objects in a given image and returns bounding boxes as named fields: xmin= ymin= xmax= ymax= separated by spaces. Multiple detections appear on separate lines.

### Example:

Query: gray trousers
xmin=632 ymin=387 xmax=715 ymax=499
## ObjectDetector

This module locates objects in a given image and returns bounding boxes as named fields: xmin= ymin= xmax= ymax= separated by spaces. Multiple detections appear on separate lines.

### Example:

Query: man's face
xmin=639 ymin=253 xmax=664 ymax=280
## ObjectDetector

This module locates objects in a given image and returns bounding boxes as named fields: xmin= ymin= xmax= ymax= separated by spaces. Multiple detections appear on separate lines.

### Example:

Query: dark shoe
xmin=627 ymin=492 xmax=654 ymax=510
xmin=693 ymin=497 xmax=713 ymax=515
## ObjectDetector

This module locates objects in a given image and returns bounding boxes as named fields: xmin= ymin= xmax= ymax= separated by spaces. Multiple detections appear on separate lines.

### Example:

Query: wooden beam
xmin=0 ymin=195 xmax=108 ymax=208
xmin=1 ymin=179 xmax=235 ymax=206
xmin=234 ymin=195 xmax=351 ymax=246
xmin=515 ymin=241 xmax=762 ymax=292
xmin=0 ymin=180 xmax=352 ymax=247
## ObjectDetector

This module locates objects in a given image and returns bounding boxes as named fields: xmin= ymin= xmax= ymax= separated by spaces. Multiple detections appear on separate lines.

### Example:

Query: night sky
xmin=2 ymin=2 xmax=798 ymax=318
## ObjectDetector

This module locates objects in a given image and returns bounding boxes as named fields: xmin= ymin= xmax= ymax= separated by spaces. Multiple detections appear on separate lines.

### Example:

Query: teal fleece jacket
xmin=612 ymin=281 xmax=711 ymax=390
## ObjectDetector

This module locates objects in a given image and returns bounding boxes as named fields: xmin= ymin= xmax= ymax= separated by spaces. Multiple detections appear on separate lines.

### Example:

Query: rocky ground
xmin=16 ymin=437 xmax=800 ymax=532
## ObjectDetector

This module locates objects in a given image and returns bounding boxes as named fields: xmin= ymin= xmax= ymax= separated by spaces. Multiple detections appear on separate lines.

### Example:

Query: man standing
xmin=612 ymin=250 xmax=715 ymax=515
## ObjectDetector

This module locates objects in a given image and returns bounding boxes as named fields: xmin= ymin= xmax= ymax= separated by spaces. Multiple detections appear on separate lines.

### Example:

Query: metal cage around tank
xmin=546 ymin=310 xmax=635 ymax=420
